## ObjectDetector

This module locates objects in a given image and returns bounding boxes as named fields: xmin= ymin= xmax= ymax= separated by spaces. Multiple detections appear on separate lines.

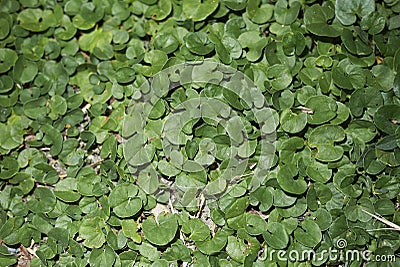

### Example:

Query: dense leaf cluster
xmin=0 ymin=0 xmax=399 ymax=266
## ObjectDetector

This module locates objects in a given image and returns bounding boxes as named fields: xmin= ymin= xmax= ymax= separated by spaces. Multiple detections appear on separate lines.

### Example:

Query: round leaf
xmin=262 ymin=222 xmax=289 ymax=249
xmin=0 ymin=48 xmax=17 ymax=73
xmin=109 ymin=183 xmax=142 ymax=218
xmin=183 ymin=0 xmax=219 ymax=22
xmin=142 ymin=213 xmax=178 ymax=246
xmin=294 ymin=220 xmax=322 ymax=247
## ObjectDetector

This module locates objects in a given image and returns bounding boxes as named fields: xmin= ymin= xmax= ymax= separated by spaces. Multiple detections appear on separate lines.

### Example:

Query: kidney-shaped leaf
xmin=245 ymin=213 xmax=268 ymax=236
xmin=109 ymin=183 xmax=142 ymax=218
xmin=274 ymin=0 xmax=301 ymax=25
xmin=335 ymin=0 xmax=375 ymax=26
xmin=262 ymin=222 xmax=289 ymax=249
xmin=196 ymin=230 xmax=228 ymax=255
xmin=294 ymin=220 xmax=322 ymax=247
xmin=182 ymin=218 xmax=210 ymax=242
xmin=306 ymin=160 xmax=332 ymax=183
xmin=332 ymin=59 xmax=366 ymax=90
xmin=305 ymin=95 xmax=337 ymax=125
xmin=0 ymin=48 xmax=17 ymax=73
xmin=79 ymin=217 xmax=106 ymax=248
xmin=17 ymin=8 xmax=57 ymax=32
xmin=304 ymin=4 xmax=342 ymax=37
xmin=142 ymin=212 xmax=178 ymax=246
xmin=277 ymin=164 xmax=307 ymax=195
xmin=280 ymin=108 xmax=307 ymax=134
xmin=183 ymin=0 xmax=219 ymax=22
xmin=373 ymin=105 xmax=400 ymax=135
xmin=184 ymin=32 xmax=215 ymax=55
xmin=308 ymin=125 xmax=346 ymax=162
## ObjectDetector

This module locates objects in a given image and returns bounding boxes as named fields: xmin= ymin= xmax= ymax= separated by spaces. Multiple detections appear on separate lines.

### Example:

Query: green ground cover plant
xmin=0 ymin=0 xmax=400 ymax=266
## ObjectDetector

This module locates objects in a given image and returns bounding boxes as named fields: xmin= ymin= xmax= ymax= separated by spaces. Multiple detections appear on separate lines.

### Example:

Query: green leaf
xmin=0 ymin=245 xmax=17 ymax=266
xmin=0 ymin=16 xmax=10 ymax=40
xmin=361 ymin=12 xmax=386 ymax=35
xmin=223 ymin=197 xmax=250 ymax=218
xmin=304 ymin=4 xmax=342 ymax=37
xmin=280 ymin=108 xmax=307 ymax=134
xmin=335 ymin=0 xmax=375 ymax=26
xmin=27 ymin=187 xmax=56 ymax=213
xmin=311 ymin=208 xmax=332 ymax=231
xmin=306 ymin=160 xmax=332 ymax=183
xmin=346 ymin=120 xmax=377 ymax=143
xmin=246 ymin=0 xmax=273 ymax=24
xmin=79 ymin=217 xmax=106 ymax=248
xmin=77 ymin=171 xmax=107 ymax=197
xmin=138 ymin=167 xmax=159 ymax=195
xmin=294 ymin=220 xmax=322 ymax=247
xmin=48 ymin=95 xmax=67 ymax=120
xmin=154 ymin=33 xmax=179 ymax=54
xmin=277 ymin=164 xmax=307 ymax=195
xmin=374 ymin=199 xmax=395 ymax=215
xmin=374 ymin=105 xmax=400 ymax=135
xmin=341 ymin=28 xmax=373 ymax=56
xmin=89 ymin=246 xmax=116 ymax=266
xmin=262 ymin=222 xmax=289 ymax=249
xmin=41 ymin=124 xmax=63 ymax=156
xmin=0 ymin=75 xmax=14 ymax=94
xmin=182 ymin=218 xmax=210 ymax=241
xmin=0 ymin=48 xmax=18 ymax=73
xmin=121 ymin=219 xmax=141 ymax=242
xmin=145 ymin=0 xmax=172 ymax=21
xmin=344 ymin=198 xmax=374 ymax=222
xmin=266 ymin=64 xmax=292 ymax=90
xmin=238 ymin=31 xmax=268 ymax=62
xmin=124 ymin=133 xmax=155 ymax=167
xmin=274 ymin=0 xmax=301 ymax=25
xmin=142 ymin=213 xmax=178 ymax=246
xmin=72 ymin=2 xmax=104 ymax=30
xmin=119 ymin=251 xmax=138 ymax=265
xmin=54 ymin=178 xmax=81 ymax=203
xmin=162 ymin=239 xmax=192 ymax=262
xmin=305 ymin=95 xmax=337 ymax=125
xmin=184 ymin=32 xmax=215 ymax=55
xmin=0 ymin=115 xmax=30 ymax=153
xmin=139 ymin=242 xmax=160 ymax=261
xmin=17 ymin=8 xmax=57 ymax=32
xmin=157 ymin=160 xmax=181 ymax=177
xmin=109 ymin=183 xmax=142 ymax=218
xmin=223 ymin=0 xmax=247 ymax=11
xmin=330 ymin=102 xmax=350 ymax=125
xmin=370 ymin=65 xmax=395 ymax=92
xmin=79 ymin=27 xmax=113 ymax=60
xmin=282 ymin=31 xmax=306 ymax=56
xmin=249 ymin=186 xmax=274 ymax=211
xmin=183 ymin=0 xmax=219 ymax=22
xmin=349 ymin=87 xmax=383 ymax=117
xmin=140 ymin=50 xmax=168 ymax=77
xmin=274 ymin=188 xmax=297 ymax=207
xmin=226 ymin=236 xmax=247 ymax=263
xmin=126 ymin=40 xmax=145 ymax=64
xmin=308 ymin=125 xmax=345 ymax=162
xmin=69 ymin=70 xmax=112 ymax=104
xmin=332 ymin=59 xmax=366 ymax=90
xmin=244 ymin=213 xmax=267 ymax=236
xmin=0 ymin=157 xmax=19 ymax=180
xmin=196 ymin=230 xmax=228 ymax=255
